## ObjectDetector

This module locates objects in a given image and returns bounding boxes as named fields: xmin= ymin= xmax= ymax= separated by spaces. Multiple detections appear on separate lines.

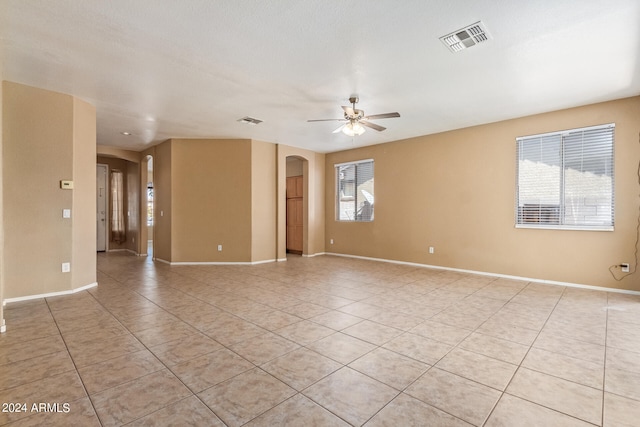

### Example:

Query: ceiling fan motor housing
xmin=345 ymin=109 xmax=364 ymax=120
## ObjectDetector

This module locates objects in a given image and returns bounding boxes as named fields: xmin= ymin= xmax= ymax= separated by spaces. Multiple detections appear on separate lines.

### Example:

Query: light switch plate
xmin=63 ymin=209 xmax=71 ymax=218
xmin=60 ymin=180 xmax=74 ymax=189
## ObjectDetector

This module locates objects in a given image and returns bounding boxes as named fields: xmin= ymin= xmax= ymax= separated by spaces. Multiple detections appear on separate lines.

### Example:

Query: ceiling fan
xmin=308 ymin=96 xmax=400 ymax=136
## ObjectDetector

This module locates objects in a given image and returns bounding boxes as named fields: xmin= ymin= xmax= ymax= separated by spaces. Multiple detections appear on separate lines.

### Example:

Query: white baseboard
xmin=277 ymin=258 xmax=287 ymax=262
xmin=325 ymin=252 xmax=640 ymax=296
xmin=4 ymin=282 xmax=99 ymax=305
xmin=303 ymin=252 xmax=326 ymax=258
xmin=157 ymin=259 xmax=277 ymax=266
xmin=107 ymin=248 xmax=139 ymax=256
xmin=251 ymin=259 xmax=278 ymax=265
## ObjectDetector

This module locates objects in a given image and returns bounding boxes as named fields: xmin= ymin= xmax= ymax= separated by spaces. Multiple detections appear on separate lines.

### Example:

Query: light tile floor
xmin=1 ymin=252 xmax=639 ymax=426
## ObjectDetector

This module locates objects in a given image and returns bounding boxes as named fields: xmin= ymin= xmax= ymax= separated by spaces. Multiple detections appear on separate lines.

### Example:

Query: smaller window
xmin=336 ymin=159 xmax=374 ymax=222
xmin=147 ymin=183 xmax=154 ymax=226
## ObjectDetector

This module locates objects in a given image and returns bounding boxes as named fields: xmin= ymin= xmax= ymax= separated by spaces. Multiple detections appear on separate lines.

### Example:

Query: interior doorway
xmin=286 ymin=156 xmax=305 ymax=255
xmin=144 ymin=156 xmax=154 ymax=257
xmin=96 ymin=163 xmax=108 ymax=251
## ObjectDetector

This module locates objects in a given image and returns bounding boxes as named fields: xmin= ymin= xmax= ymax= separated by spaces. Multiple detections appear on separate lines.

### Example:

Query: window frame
xmin=515 ymin=123 xmax=615 ymax=231
xmin=335 ymin=159 xmax=374 ymax=222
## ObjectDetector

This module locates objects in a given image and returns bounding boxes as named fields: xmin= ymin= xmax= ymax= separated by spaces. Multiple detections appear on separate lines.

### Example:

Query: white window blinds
xmin=516 ymin=124 xmax=614 ymax=230
xmin=336 ymin=159 xmax=374 ymax=221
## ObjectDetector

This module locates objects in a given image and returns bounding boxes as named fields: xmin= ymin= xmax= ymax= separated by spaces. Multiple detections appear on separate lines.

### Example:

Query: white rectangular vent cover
xmin=440 ymin=21 xmax=491 ymax=53
xmin=237 ymin=116 xmax=263 ymax=125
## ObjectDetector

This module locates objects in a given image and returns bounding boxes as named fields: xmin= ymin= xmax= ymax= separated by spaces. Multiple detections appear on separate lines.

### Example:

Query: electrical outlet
xmin=218 ymin=244 xmax=223 ymax=252
xmin=429 ymin=247 xmax=435 ymax=254
xmin=621 ymin=263 xmax=630 ymax=273
xmin=61 ymin=262 xmax=71 ymax=273
xmin=330 ymin=239 xmax=334 ymax=245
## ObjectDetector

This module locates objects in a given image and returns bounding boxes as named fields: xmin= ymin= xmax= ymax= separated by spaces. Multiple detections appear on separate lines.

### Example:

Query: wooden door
xmin=286 ymin=176 xmax=303 ymax=253
xmin=286 ymin=198 xmax=303 ymax=252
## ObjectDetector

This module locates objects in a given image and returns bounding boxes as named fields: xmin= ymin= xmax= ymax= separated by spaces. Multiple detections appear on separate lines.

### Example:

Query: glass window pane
xmin=336 ymin=160 xmax=374 ymax=222
xmin=516 ymin=124 xmax=614 ymax=229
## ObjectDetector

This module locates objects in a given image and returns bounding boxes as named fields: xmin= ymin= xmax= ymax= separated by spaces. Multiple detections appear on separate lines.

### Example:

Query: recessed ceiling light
xmin=121 ymin=131 xmax=132 ymax=136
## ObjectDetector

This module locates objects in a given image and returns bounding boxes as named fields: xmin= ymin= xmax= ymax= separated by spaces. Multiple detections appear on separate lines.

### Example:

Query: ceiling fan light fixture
xmin=342 ymin=121 xmax=365 ymax=136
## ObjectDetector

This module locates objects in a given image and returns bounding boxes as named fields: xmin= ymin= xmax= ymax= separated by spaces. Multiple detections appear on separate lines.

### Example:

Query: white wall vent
xmin=440 ymin=21 xmax=491 ymax=53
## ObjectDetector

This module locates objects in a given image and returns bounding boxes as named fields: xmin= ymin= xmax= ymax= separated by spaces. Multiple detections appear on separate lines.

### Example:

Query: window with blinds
xmin=516 ymin=123 xmax=614 ymax=230
xmin=336 ymin=159 xmax=374 ymax=221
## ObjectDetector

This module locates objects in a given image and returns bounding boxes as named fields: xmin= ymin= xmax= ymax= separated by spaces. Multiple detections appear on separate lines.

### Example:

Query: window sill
xmin=515 ymin=224 xmax=614 ymax=232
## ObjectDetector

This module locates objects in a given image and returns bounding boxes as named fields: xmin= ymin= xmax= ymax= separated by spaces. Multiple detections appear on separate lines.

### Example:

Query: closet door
xmin=286 ymin=176 xmax=303 ymax=253
xmin=287 ymin=198 xmax=303 ymax=252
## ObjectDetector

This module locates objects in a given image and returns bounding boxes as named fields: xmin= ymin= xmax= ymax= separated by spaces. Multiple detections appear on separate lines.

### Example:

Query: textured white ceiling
xmin=2 ymin=0 xmax=639 ymax=153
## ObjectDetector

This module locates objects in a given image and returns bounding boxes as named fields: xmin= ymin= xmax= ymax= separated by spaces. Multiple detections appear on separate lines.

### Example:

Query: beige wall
xmin=97 ymin=145 xmax=140 ymax=163
xmin=0 ymin=75 xmax=4 ymax=330
xmin=151 ymin=138 xmax=279 ymax=264
xmin=252 ymin=140 xmax=277 ymax=262
xmin=71 ymin=98 xmax=97 ymax=289
xmin=308 ymin=151 xmax=326 ymax=256
xmin=286 ymin=157 xmax=303 ymax=177
xmin=325 ymin=96 xmax=640 ymax=291
xmin=170 ymin=139 xmax=252 ymax=262
xmin=126 ymin=161 xmax=140 ymax=253
xmin=153 ymin=141 xmax=172 ymax=262
xmin=277 ymin=144 xmax=325 ymax=260
xmin=3 ymin=81 xmax=96 ymax=299
xmin=4 ymin=81 xmax=73 ymax=298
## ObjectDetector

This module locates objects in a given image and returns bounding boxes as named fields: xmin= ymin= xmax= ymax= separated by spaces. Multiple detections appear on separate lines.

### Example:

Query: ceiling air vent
xmin=440 ymin=21 xmax=491 ymax=53
xmin=237 ymin=116 xmax=263 ymax=125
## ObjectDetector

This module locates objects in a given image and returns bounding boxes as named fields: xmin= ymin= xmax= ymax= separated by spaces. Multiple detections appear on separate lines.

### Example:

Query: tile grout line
xmin=94 ymin=258 xmax=371 ymax=425
xmin=481 ymin=285 xmax=609 ymax=427
xmin=42 ymin=252 xmax=634 ymax=426
xmin=478 ymin=282 xmax=565 ymax=426
xmin=43 ymin=296 xmax=105 ymax=427
xmin=85 ymin=272 xmax=231 ymax=425
xmin=352 ymin=275 xmax=507 ymax=426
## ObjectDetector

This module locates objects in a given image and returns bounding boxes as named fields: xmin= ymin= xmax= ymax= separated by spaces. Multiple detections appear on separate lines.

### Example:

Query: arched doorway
xmin=141 ymin=155 xmax=154 ymax=257
xmin=285 ymin=156 xmax=307 ymax=256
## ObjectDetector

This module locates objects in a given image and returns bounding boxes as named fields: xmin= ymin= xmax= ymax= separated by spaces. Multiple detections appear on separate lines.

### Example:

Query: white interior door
xmin=97 ymin=164 xmax=108 ymax=251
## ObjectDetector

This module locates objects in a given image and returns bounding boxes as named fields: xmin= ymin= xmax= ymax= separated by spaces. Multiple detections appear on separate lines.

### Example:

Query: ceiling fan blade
xmin=307 ymin=118 xmax=344 ymax=122
xmin=332 ymin=124 xmax=346 ymax=134
xmin=364 ymin=112 xmax=400 ymax=120
xmin=342 ymin=106 xmax=355 ymax=116
xmin=360 ymin=120 xmax=386 ymax=132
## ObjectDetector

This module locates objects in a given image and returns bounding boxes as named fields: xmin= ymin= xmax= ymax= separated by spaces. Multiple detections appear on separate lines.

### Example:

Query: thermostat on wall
xmin=60 ymin=180 xmax=74 ymax=189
